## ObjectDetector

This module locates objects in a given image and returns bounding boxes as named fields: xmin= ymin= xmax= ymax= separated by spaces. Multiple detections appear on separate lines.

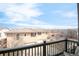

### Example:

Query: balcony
xmin=0 ymin=38 xmax=78 ymax=56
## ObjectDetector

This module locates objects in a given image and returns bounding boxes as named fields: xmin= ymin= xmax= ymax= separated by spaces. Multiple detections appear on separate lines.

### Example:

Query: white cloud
xmin=5 ymin=11 xmax=25 ymax=22
xmin=31 ymin=19 xmax=47 ymax=25
xmin=12 ymin=23 xmax=78 ymax=29
xmin=0 ymin=3 xmax=47 ymax=28
xmin=62 ymin=11 xmax=77 ymax=18
xmin=0 ymin=4 xmax=77 ymax=29
xmin=52 ymin=10 xmax=77 ymax=19
xmin=4 ymin=3 xmax=43 ymax=22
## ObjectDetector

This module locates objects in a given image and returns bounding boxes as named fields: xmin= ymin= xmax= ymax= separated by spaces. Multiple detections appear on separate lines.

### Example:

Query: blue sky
xmin=0 ymin=3 xmax=78 ymax=29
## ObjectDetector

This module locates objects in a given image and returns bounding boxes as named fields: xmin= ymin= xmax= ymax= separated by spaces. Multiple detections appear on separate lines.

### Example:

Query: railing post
xmin=77 ymin=3 xmax=79 ymax=46
xmin=65 ymin=38 xmax=67 ymax=52
xmin=43 ymin=41 xmax=46 ymax=56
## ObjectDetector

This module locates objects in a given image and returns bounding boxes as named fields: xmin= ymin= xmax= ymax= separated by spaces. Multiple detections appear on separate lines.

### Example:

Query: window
xmin=38 ymin=32 xmax=41 ymax=35
xmin=46 ymin=32 xmax=47 ymax=34
xmin=31 ymin=33 xmax=36 ymax=37
xmin=24 ymin=33 xmax=26 ymax=36
xmin=16 ymin=34 xmax=19 ymax=40
xmin=52 ymin=35 xmax=54 ymax=37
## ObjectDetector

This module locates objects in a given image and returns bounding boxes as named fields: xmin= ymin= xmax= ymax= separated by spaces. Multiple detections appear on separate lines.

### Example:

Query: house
xmin=0 ymin=28 xmax=65 ymax=48
xmin=3 ymin=28 xmax=53 ymax=48
xmin=0 ymin=29 xmax=8 ymax=48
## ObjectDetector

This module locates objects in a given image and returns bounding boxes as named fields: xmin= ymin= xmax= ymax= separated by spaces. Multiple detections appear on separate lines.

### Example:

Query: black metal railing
xmin=65 ymin=39 xmax=78 ymax=54
xmin=0 ymin=39 xmax=78 ymax=56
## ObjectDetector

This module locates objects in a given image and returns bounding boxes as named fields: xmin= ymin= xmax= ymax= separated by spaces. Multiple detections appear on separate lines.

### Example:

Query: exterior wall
xmin=6 ymin=32 xmax=63 ymax=48
xmin=6 ymin=32 xmax=50 ymax=48
xmin=0 ymin=39 xmax=7 ymax=48
xmin=6 ymin=33 xmax=17 ymax=48
xmin=0 ymin=31 xmax=6 ymax=40
xmin=16 ymin=32 xmax=49 ymax=46
xmin=0 ymin=29 xmax=53 ymax=48
xmin=0 ymin=31 xmax=7 ymax=48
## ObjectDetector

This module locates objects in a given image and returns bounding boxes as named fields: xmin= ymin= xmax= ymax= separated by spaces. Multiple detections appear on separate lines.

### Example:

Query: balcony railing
xmin=0 ymin=39 xmax=78 ymax=56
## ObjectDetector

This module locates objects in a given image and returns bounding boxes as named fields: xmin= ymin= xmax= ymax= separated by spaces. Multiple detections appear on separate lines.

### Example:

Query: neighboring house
xmin=4 ymin=28 xmax=52 ymax=48
xmin=0 ymin=28 xmax=65 ymax=48
xmin=0 ymin=29 xmax=8 ymax=48
xmin=0 ymin=30 xmax=7 ymax=40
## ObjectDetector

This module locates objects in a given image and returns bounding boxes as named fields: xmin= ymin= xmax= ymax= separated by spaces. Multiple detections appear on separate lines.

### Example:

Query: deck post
xmin=43 ymin=41 xmax=46 ymax=56
xmin=65 ymin=38 xmax=67 ymax=52
xmin=77 ymin=3 xmax=79 ymax=46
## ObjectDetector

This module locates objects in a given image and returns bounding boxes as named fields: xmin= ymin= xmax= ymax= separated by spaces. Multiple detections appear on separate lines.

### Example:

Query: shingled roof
xmin=5 ymin=28 xmax=52 ymax=33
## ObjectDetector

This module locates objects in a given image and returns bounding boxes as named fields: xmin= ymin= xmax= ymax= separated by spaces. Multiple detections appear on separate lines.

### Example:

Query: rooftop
xmin=4 ymin=28 xmax=53 ymax=33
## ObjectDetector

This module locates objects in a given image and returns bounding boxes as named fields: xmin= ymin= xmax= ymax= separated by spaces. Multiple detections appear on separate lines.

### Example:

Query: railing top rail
xmin=0 ymin=39 xmax=66 ymax=53
xmin=67 ymin=39 xmax=78 ymax=43
xmin=45 ymin=39 xmax=65 ymax=45
xmin=0 ymin=39 xmax=77 ymax=53
xmin=0 ymin=43 xmax=44 ymax=53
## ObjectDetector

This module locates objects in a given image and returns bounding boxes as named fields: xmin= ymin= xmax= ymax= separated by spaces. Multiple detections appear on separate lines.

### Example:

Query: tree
xmin=66 ymin=29 xmax=77 ymax=39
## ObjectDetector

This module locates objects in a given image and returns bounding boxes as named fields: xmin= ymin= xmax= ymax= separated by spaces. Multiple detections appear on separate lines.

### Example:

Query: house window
xmin=16 ymin=34 xmax=19 ymax=40
xmin=45 ymin=32 xmax=48 ymax=34
xmin=38 ymin=32 xmax=41 ymax=35
xmin=31 ymin=33 xmax=36 ymax=37
xmin=52 ymin=35 xmax=54 ymax=37
xmin=24 ymin=33 xmax=26 ymax=36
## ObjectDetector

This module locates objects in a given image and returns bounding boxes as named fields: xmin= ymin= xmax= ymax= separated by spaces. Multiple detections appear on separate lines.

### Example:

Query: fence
xmin=0 ymin=39 xmax=78 ymax=56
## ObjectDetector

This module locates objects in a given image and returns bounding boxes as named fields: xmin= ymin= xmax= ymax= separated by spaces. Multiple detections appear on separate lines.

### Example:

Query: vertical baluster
xmin=68 ymin=41 xmax=69 ymax=52
xmin=50 ymin=44 xmax=52 ymax=55
xmin=67 ymin=41 xmax=69 ymax=52
xmin=73 ymin=42 xmax=75 ymax=54
xmin=50 ymin=44 xmax=51 ymax=55
xmin=34 ymin=48 xmax=36 ymax=56
xmin=8 ymin=52 xmax=10 ymax=56
xmin=43 ymin=41 xmax=46 ymax=56
xmin=3 ymin=52 xmax=5 ymax=56
xmin=53 ymin=44 xmax=55 ymax=55
xmin=37 ymin=47 xmax=39 ymax=56
xmin=48 ymin=45 xmax=49 ymax=56
xmin=52 ymin=44 xmax=54 ymax=55
xmin=42 ymin=46 xmax=43 ymax=56
xmin=40 ymin=46 xmax=41 ymax=56
xmin=56 ymin=43 xmax=58 ymax=55
xmin=41 ymin=46 xmax=43 ymax=56
xmin=32 ymin=48 xmax=33 ymax=56
xmin=49 ymin=45 xmax=50 ymax=56
xmin=69 ymin=42 xmax=71 ymax=53
xmin=58 ymin=43 xmax=60 ymax=54
xmin=68 ymin=42 xmax=70 ymax=52
xmin=71 ymin=42 xmax=73 ymax=53
xmin=13 ymin=51 xmax=14 ymax=56
xmin=70 ymin=42 xmax=72 ymax=53
xmin=27 ymin=49 xmax=28 ymax=56
xmin=28 ymin=49 xmax=30 ymax=56
xmin=54 ymin=44 xmax=56 ymax=55
xmin=21 ymin=50 xmax=23 ymax=56
xmin=46 ymin=45 xmax=48 ymax=56
xmin=55 ymin=43 xmax=56 ymax=55
xmin=68 ymin=41 xmax=70 ymax=53
xmin=65 ymin=39 xmax=67 ymax=52
xmin=17 ymin=50 xmax=19 ymax=56
xmin=25 ymin=49 xmax=27 ymax=56
xmin=63 ymin=42 xmax=65 ymax=52
xmin=55 ymin=44 xmax=57 ymax=55
xmin=51 ymin=44 xmax=53 ymax=55
xmin=62 ymin=42 xmax=64 ymax=53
